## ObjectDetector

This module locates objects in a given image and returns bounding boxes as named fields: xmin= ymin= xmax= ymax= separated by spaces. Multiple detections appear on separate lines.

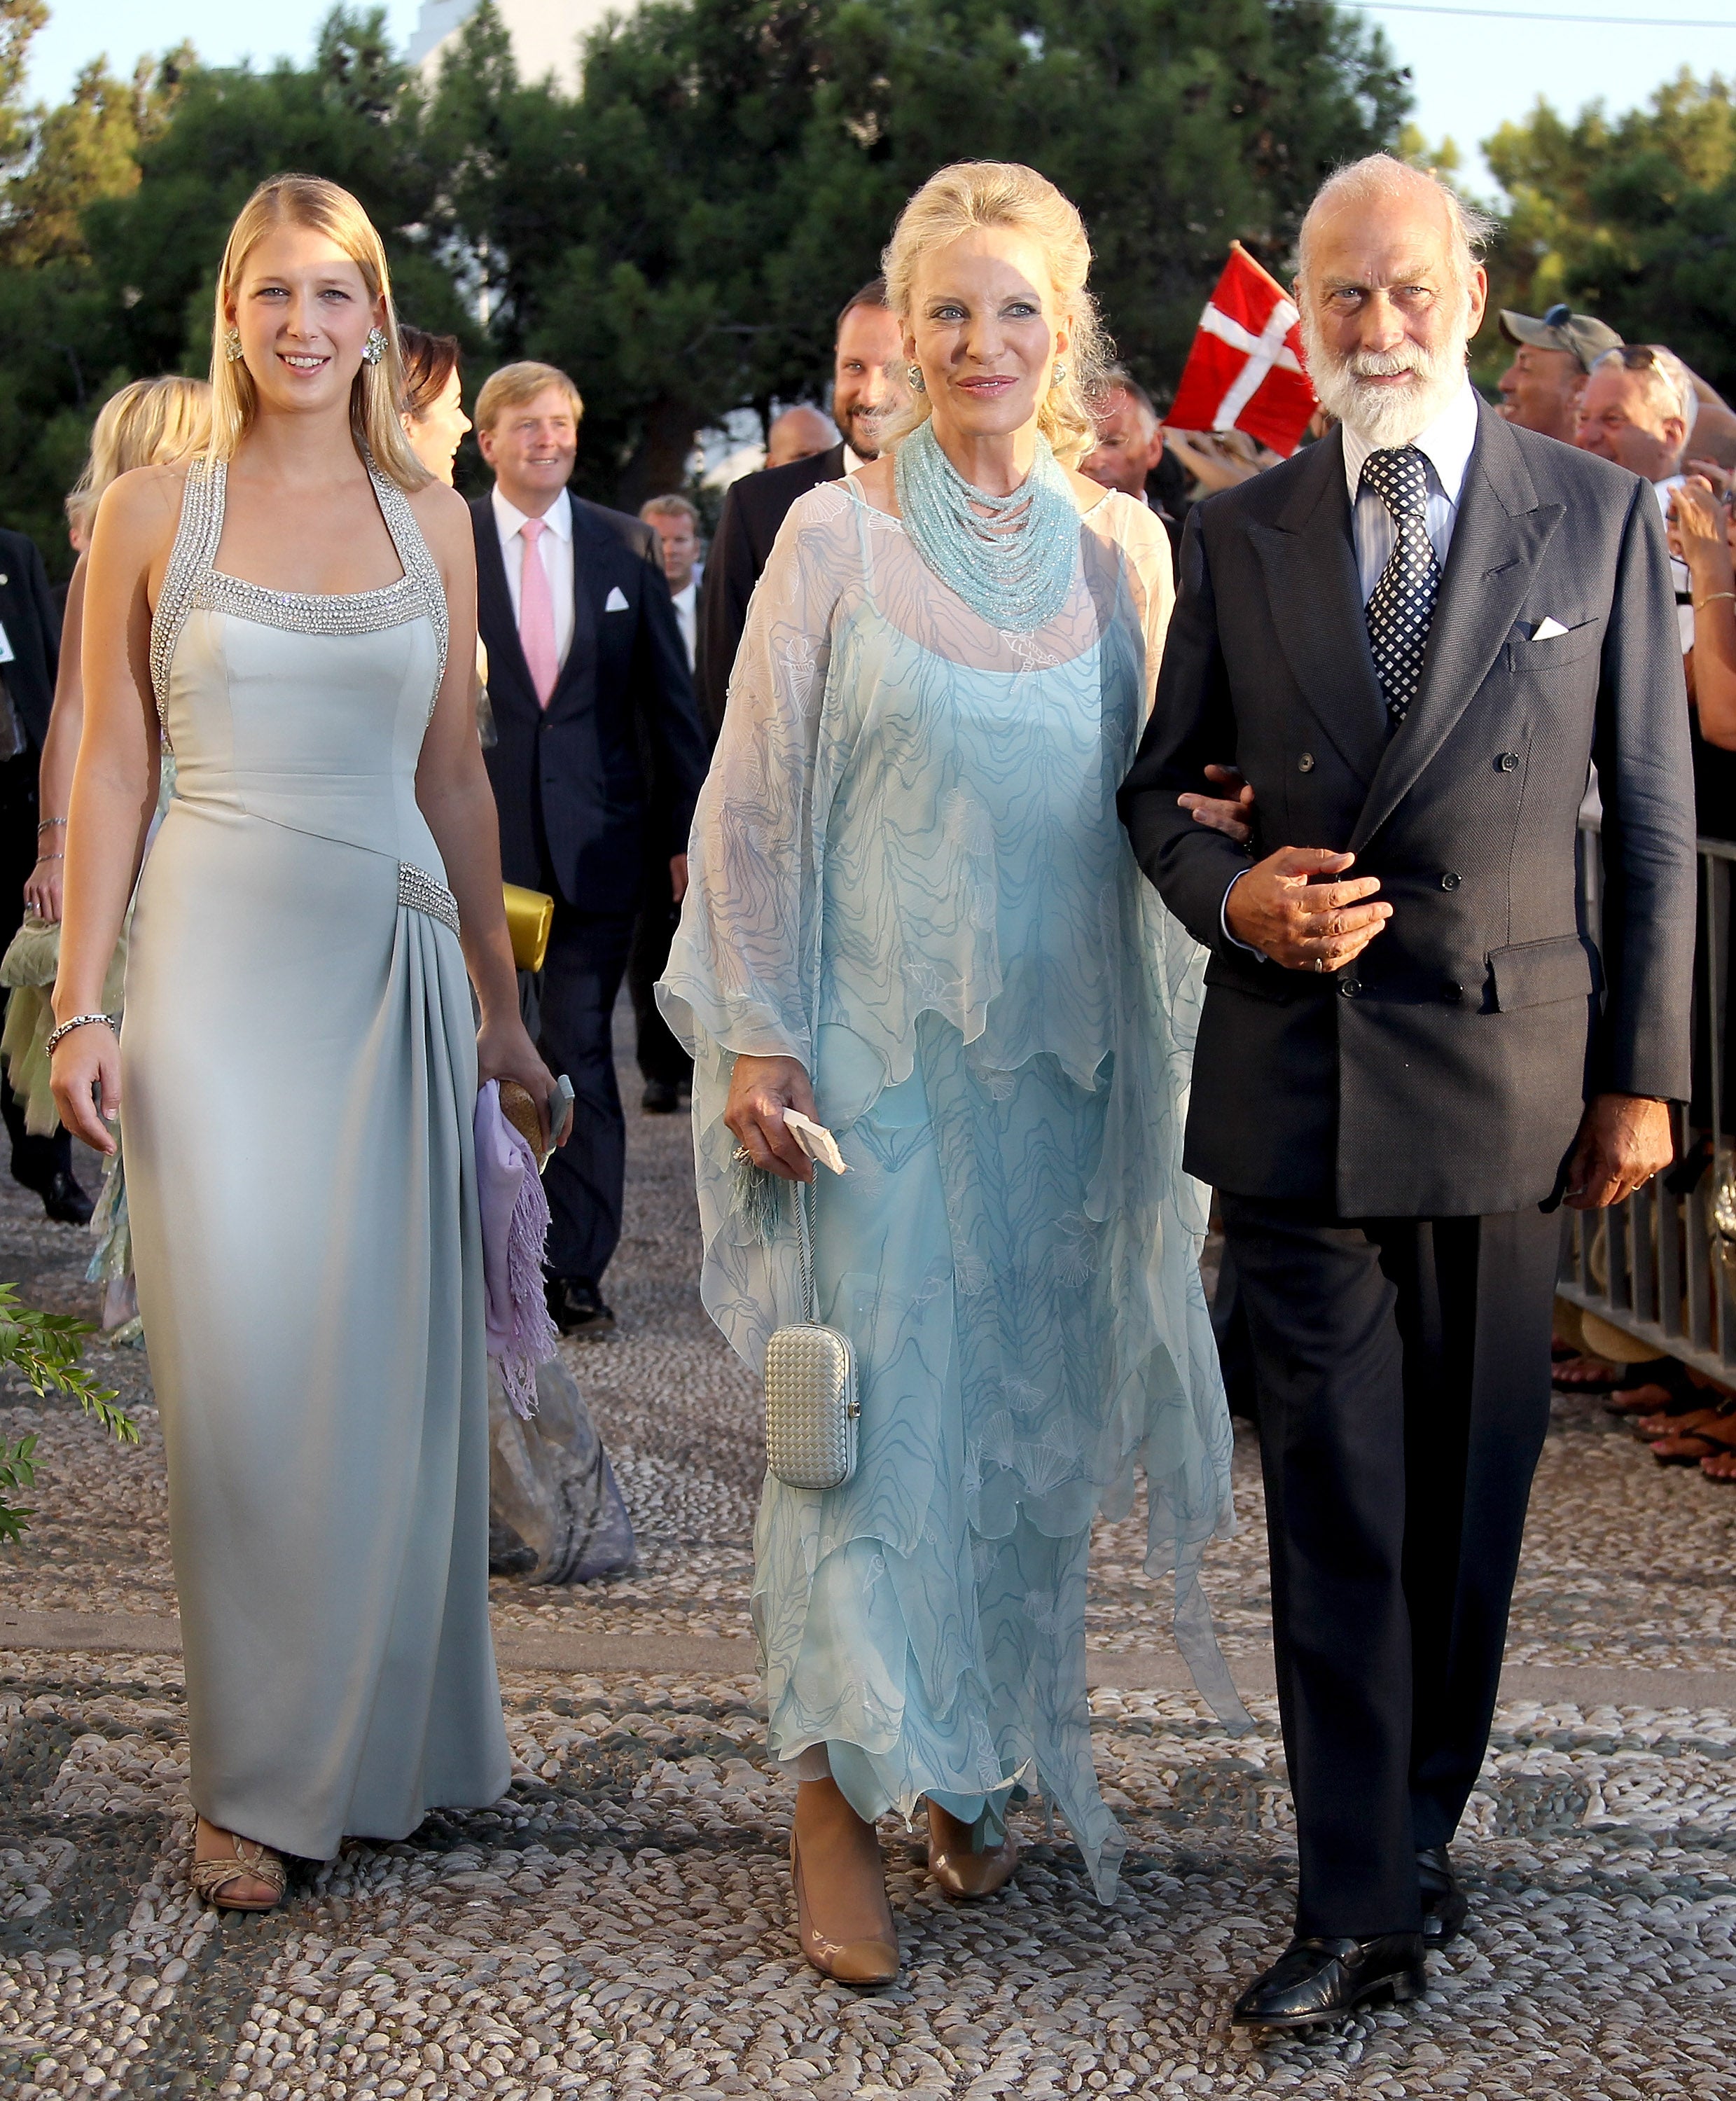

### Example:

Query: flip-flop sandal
xmin=1605 ymin=1360 xmax=1702 ymax=1415
xmin=1609 ymin=1383 xmax=1687 ymax=1416
xmin=1652 ymin=1411 xmax=1736 ymax=1466
xmin=1553 ymin=1357 xmax=1626 ymax=1392
xmin=1634 ymin=1404 xmax=1728 ymax=1439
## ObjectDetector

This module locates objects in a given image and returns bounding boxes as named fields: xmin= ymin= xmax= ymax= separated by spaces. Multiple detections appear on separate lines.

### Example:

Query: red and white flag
xmin=1166 ymin=242 xmax=1317 ymax=459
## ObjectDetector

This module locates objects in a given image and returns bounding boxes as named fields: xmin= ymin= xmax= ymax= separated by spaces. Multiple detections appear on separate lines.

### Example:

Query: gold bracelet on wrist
xmin=1695 ymin=590 xmax=1736 ymax=609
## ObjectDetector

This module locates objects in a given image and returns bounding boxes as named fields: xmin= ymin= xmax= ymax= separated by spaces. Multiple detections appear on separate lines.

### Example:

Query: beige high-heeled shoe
xmin=924 ymin=1798 xmax=1018 ymax=1900
xmin=790 ymin=1833 xmax=900 ymax=1986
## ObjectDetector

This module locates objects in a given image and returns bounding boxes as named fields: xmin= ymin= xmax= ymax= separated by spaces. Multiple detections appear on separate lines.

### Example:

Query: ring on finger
xmin=1314 ymin=956 xmax=1326 ymax=973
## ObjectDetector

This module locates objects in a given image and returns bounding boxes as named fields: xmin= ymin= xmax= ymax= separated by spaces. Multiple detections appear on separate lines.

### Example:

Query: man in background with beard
xmin=695 ymin=282 xmax=906 ymax=733
xmin=1123 ymin=154 xmax=1693 ymax=2029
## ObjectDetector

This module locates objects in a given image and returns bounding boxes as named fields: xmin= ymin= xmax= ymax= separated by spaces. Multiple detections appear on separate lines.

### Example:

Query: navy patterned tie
xmin=1360 ymin=446 xmax=1440 ymax=725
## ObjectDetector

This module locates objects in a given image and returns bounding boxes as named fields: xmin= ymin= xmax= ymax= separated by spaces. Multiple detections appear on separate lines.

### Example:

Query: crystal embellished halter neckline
xmin=893 ymin=417 xmax=1079 ymax=633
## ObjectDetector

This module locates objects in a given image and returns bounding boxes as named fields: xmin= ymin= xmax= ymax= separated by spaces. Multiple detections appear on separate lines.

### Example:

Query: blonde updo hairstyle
xmin=66 ymin=376 xmax=211 ymax=543
xmin=881 ymin=160 xmax=1109 ymax=467
xmin=208 ymin=174 xmax=429 ymax=492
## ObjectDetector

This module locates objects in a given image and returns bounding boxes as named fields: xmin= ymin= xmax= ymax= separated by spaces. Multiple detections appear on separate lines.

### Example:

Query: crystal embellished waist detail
xmin=398 ymin=863 xmax=461 ymax=937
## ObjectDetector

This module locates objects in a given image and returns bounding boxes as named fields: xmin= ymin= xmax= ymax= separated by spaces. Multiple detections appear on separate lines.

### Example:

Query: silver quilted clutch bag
xmin=764 ymin=1177 xmax=859 ymax=1491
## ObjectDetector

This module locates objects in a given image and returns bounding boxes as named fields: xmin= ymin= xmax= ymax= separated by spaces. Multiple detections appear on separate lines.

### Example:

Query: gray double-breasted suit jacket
xmin=1119 ymin=399 xmax=1696 ymax=1219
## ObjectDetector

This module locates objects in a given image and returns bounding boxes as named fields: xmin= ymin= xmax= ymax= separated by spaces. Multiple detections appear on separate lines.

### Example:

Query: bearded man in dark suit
xmin=695 ymin=280 xmax=907 ymax=732
xmin=471 ymin=361 xmax=709 ymax=1338
xmin=1121 ymin=155 xmax=1694 ymax=2029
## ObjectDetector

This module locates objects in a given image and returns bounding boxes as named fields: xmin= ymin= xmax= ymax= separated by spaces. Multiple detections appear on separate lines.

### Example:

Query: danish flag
xmin=1166 ymin=242 xmax=1317 ymax=459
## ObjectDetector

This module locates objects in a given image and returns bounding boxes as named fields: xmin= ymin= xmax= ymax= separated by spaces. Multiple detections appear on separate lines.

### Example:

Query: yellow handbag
xmin=502 ymin=883 xmax=555 ymax=973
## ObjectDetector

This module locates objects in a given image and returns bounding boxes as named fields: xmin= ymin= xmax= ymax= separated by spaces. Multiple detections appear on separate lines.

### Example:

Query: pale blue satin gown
xmin=123 ymin=457 xmax=510 ymax=1861
xmin=660 ymin=479 xmax=1242 ymax=1899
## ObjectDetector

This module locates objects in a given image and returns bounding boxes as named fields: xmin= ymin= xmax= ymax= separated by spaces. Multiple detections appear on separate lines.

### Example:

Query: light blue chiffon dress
xmin=660 ymin=478 xmax=1242 ymax=1898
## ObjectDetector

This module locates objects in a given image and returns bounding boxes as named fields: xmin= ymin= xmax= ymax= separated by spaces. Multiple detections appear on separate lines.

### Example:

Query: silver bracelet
xmin=46 ymin=1013 xmax=117 ymax=1055
xmin=33 ymin=852 xmax=64 ymax=864
xmin=36 ymin=816 xmax=67 ymax=832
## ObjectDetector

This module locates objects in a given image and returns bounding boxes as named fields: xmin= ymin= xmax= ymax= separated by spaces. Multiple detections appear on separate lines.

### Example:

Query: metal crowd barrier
xmin=1556 ymin=817 xmax=1736 ymax=1381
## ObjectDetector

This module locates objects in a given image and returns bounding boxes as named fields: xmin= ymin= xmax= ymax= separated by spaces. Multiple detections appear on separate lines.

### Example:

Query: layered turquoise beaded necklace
xmin=894 ymin=417 xmax=1079 ymax=633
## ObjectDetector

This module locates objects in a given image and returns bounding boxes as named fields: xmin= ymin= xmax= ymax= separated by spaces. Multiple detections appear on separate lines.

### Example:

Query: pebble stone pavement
xmin=1 ymin=1046 xmax=1734 ymax=2099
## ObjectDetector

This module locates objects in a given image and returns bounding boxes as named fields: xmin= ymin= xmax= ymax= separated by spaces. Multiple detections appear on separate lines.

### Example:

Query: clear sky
xmin=26 ymin=0 xmax=1736 ymax=201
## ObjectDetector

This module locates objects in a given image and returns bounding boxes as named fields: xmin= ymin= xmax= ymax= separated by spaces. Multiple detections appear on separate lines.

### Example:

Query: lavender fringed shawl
xmin=473 ymin=1081 xmax=560 ymax=1417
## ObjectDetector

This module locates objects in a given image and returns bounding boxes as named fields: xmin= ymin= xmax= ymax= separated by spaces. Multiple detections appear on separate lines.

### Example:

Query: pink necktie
xmin=518 ymin=516 xmax=559 ymax=707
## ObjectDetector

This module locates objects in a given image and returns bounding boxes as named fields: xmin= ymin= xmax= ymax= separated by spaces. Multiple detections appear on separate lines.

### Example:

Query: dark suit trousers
xmin=537 ymin=905 xmax=637 ymax=1284
xmin=627 ymin=864 xmax=691 ymax=1089
xmin=1 ymin=750 xmax=72 ymax=1191
xmin=1220 ymin=1193 xmax=1561 ymax=1937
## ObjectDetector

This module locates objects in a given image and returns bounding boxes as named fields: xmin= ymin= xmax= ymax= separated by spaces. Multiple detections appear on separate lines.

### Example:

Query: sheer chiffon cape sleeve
xmin=658 ymin=486 xmax=848 ymax=1073
xmin=657 ymin=485 xmax=859 ymax=1356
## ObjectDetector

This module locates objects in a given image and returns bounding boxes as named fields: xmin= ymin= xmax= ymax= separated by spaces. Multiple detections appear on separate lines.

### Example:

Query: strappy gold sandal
xmin=190 ymin=1831 xmax=286 ymax=1912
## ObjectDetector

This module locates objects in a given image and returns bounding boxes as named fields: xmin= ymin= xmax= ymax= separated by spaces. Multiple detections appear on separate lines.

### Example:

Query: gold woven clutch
xmin=498 ymin=1079 xmax=549 ymax=1169
xmin=503 ymin=884 xmax=555 ymax=973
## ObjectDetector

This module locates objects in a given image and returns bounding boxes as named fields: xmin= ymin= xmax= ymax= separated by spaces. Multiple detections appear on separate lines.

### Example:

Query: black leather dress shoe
xmin=641 ymin=1080 xmax=681 ymax=1114
xmin=1417 ymin=1845 xmax=1468 ymax=1945
xmin=545 ymin=1276 xmax=616 ymax=1338
xmin=1231 ymin=1934 xmax=1426 ymax=2030
xmin=42 ymin=1169 xmax=94 ymax=1228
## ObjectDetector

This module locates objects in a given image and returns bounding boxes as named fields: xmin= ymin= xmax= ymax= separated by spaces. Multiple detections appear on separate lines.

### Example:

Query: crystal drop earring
xmin=362 ymin=326 xmax=387 ymax=367
xmin=223 ymin=326 xmax=244 ymax=364
xmin=906 ymin=363 xmax=926 ymax=394
xmin=1052 ymin=361 xmax=1068 ymax=387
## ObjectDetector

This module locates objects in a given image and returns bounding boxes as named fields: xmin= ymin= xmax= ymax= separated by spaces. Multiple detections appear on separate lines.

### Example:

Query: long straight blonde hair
xmin=207 ymin=174 xmax=429 ymax=492
xmin=880 ymin=161 xmax=1110 ymax=467
xmin=67 ymin=376 xmax=211 ymax=542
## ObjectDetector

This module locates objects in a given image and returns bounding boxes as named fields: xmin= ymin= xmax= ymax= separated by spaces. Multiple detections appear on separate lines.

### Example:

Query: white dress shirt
xmin=843 ymin=444 xmax=869 ymax=475
xmin=491 ymin=485 xmax=576 ymax=670
xmin=670 ymin=578 xmax=697 ymax=671
xmin=1222 ymin=381 xmax=1482 ymax=952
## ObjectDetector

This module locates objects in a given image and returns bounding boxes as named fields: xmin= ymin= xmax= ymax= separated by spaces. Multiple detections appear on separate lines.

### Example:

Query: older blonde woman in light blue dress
xmin=661 ymin=161 xmax=1244 ymax=1986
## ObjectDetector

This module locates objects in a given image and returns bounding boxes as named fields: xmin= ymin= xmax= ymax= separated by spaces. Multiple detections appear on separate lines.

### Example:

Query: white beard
xmin=1301 ymin=305 xmax=1468 ymax=450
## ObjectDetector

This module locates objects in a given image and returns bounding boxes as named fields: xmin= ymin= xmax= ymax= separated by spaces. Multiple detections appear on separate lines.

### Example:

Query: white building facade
xmin=406 ymin=0 xmax=617 ymax=92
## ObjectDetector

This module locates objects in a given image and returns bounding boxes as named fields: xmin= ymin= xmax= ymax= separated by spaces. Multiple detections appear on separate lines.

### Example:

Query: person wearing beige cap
xmin=1497 ymin=301 xmax=1623 ymax=441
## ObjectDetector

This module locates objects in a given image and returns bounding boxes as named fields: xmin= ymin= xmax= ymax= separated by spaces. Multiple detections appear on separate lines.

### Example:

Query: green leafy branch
xmin=0 ymin=1282 xmax=137 ymax=1542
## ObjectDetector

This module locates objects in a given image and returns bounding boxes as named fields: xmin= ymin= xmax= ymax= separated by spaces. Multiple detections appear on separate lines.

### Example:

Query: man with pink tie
xmin=472 ymin=362 xmax=709 ymax=1337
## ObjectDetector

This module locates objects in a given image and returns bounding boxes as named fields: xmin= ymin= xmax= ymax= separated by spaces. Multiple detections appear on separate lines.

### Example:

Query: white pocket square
xmin=1531 ymin=616 xmax=1569 ymax=639
xmin=604 ymin=585 xmax=630 ymax=612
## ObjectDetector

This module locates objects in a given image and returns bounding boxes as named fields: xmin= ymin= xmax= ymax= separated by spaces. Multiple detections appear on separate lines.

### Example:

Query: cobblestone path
xmin=1 ymin=1066 xmax=1732 ymax=2097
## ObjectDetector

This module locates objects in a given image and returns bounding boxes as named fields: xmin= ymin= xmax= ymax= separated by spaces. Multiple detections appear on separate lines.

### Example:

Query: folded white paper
xmin=783 ymin=1109 xmax=847 ymax=1174
xmin=1532 ymin=616 xmax=1569 ymax=639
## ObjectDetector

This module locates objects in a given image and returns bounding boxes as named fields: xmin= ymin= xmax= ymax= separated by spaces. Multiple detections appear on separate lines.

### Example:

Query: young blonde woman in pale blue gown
xmin=660 ymin=161 xmax=1244 ymax=1985
xmin=52 ymin=176 xmax=555 ymax=1910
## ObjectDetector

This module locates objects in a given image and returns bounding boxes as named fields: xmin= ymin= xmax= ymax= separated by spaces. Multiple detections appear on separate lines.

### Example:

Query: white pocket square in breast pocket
xmin=1531 ymin=616 xmax=1569 ymax=640
xmin=604 ymin=585 xmax=630 ymax=612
